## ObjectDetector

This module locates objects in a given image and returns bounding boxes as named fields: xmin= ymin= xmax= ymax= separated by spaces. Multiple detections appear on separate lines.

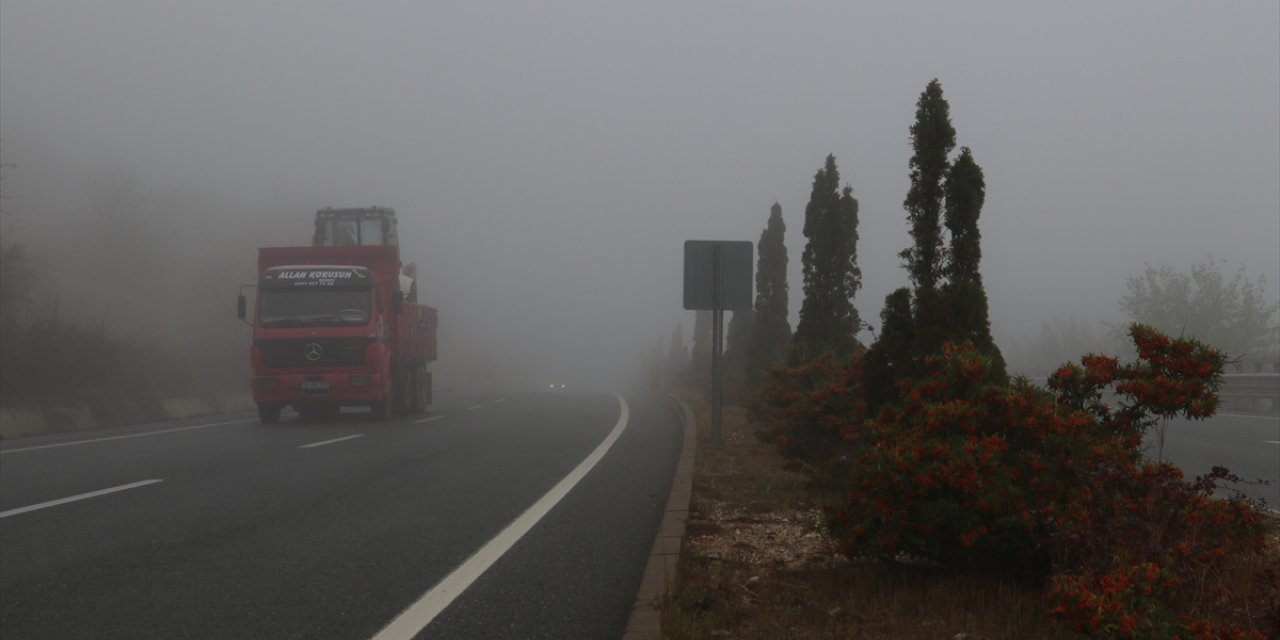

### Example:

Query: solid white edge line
xmin=370 ymin=393 xmax=630 ymax=640
xmin=414 ymin=416 xmax=445 ymax=424
xmin=0 ymin=418 xmax=259 ymax=455
xmin=298 ymin=434 xmax=365 ymax=449
xmin=1264 ymin=441 xmax=1280 ymax=445
xmin=466 ymin=405 xmax=484 ymax=410
xmin=0 ymin=479 xmax=164 ymax=519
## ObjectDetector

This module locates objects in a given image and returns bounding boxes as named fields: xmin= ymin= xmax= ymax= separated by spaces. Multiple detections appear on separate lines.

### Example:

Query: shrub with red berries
xmin=754 ymin=325 xmax=1276 ymax=637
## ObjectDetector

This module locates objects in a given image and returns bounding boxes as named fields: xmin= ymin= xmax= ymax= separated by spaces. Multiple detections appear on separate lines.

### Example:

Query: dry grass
xmin=662 ymin=392 xmax=1079 ymax=640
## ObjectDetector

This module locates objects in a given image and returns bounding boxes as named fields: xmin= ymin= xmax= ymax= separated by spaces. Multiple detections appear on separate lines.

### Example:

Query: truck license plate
xmin=301 ymin=381 xmax=330 ymax=392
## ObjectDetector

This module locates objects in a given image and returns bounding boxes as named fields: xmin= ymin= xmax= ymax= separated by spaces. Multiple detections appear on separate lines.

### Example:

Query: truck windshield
xmin=259 ymin=290 xmax=372 ymax=328
xmin=322 ymin=219 xmax=361 ymax=246
xmin=317 ymin=216 xmax=385 ymax=246
xmin=361 ymin=218 xmax=385 ymax=244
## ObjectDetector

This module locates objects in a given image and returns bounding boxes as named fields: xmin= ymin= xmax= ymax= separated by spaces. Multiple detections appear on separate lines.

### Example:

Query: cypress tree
xmin=944 ymin=147 xmax=983 ymax=286
xmin=868 ymin=79 xmax=1006 ymax=409
xmin=902 ymin=79 xmax=955 ymax=292
xmin=650 ymin=337 xmax=665 ymax=390
xmin=864 ymin=288 xmax=916 ymax=410
xmin=746 ymin=203 xmax=791 ymax=380
xmin=943 ymin=146 xmax=1006 ymax=378
xmin=667 ymin=323 xmax=687 ymax=381
xmin=901 ymin=80 xmax=955 ymax=356
xmin=691 ymin=309 xmax=713 ymax=372
xmin=793 ymin=154 xmax=862 ymax=360
xmin=726 ymin=308 xmax=754 ymax=366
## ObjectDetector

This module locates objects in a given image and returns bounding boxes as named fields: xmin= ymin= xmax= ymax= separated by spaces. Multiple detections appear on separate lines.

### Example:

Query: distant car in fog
xmin=547 ymin=383 xmax=568 ymax=391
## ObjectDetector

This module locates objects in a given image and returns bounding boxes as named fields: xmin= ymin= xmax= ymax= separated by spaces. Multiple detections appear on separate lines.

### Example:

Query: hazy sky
xmin=2 ymin=1 xmax=1277 ymax=388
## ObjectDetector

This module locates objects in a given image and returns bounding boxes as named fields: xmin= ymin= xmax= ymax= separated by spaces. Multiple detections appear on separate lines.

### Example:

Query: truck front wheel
xmin=258 ymin=404 xmax=282 ymax=424
xmin=408 ymin=365 xmax=429 ymax=414
xmin=372 ymin=390 xmax=392 ymax=422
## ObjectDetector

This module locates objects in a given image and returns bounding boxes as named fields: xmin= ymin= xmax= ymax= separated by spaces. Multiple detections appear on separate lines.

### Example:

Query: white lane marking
xmin=0 ymin=418 xmax=258 ymax=455
xmin=414 ymin=416 xmax=445 ymax=424
xmin=371 ymin=393 xmax=630 ymax=640
xmin=1264 ymin=441 xmax=1280 ymax=445
xmin=466 ymin=405 xmax=484 ymax=411
xmin=0 ymin=479 xmax=164 ymax=519
xmin=495 ymin=398 xmax=506 ymax=404
xmin=298 ymin=434 xmax=364 ymax=449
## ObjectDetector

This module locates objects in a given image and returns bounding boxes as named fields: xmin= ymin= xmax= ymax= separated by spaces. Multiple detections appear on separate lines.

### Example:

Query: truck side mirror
xmin=237 ymin=294 xmax=247 ymax=320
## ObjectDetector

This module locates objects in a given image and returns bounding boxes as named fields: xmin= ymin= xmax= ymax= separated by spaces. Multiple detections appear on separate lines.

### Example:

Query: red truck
xmin=238 ymin=207 xmax=437 ymax=423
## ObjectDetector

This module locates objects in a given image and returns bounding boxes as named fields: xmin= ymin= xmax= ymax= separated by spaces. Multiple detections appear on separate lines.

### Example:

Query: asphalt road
xmin=0 ymin=391 xmax=684 ymax=640
xmin=1142 ymin=412 xmax=1280 ymax=512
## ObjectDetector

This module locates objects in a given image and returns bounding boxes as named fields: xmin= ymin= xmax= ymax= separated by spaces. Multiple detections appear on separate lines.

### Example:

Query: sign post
xmin=684 ymin=240 xmax=753 ymax=448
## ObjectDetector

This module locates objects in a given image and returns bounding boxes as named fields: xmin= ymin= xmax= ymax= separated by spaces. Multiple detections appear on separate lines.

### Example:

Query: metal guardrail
xmin=1023 ymin=374 xmax=1279 ymax=416
xmin=1219 ymin=373 xmax=1279 ymax=416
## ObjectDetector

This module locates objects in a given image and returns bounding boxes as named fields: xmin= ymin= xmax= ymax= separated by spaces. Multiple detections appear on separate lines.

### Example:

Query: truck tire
xmin=407 ymin=366 xmax=432 ymax=414
xmin=407 ymin=368 xmax=421 ymax=414
xmin=372 ymin=390 xmax=392 ymax=422
xmin=392 ymin=373 xmax=409 ymax=415
xmin=258 ymin=404 xmax=281 ymax=424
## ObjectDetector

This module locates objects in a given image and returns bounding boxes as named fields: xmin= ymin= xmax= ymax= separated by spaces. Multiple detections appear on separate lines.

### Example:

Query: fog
xmin=2 ymin=1 xmax=1277 ymax=391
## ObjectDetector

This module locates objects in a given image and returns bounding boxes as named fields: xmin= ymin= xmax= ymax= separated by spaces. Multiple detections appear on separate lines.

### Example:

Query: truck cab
xmin=240 ymin=207 xmax=435 ymax=424
xmin=313 ymin=207 xmax=399 ymax=247
xmin=314 ymin=207 xmax=419 ymax=303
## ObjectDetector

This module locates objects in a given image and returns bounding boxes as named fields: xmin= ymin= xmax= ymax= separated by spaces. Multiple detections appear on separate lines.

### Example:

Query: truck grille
xmin=256 ymin=338 xmax=372 ymax=368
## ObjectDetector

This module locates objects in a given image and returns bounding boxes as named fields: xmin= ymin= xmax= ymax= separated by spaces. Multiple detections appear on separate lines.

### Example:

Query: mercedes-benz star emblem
xmin=304 ymin=343 xmax=324 ymax=361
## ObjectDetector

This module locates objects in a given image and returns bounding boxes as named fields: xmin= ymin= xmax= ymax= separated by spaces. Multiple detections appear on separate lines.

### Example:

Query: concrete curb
xmin=0 ymin=394 xmax=255 ymax=440
xmin=623 ymin=394 xmax=696 ymax=639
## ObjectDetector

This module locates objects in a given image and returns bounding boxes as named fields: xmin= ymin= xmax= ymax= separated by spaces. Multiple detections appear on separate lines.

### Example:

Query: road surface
xmin=1142 ymin=412 xmax=1280 ymax=512
xmin=1 ymin=391 xmax=684 ymax=639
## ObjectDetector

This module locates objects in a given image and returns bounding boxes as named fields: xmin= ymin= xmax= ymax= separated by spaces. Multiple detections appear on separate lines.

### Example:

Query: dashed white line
xmin=370 ymin=393 xmax=631 ymax=640
xmin=0 ymin=479 xmax=164 ymax=519
xmin=0 ymin=418 xmax=258 ymax=455
xmin=414 ymin=416 xmax=445 ymax=424
xmin=299 ymin=434 xmax=364 ymax=449
xmin=1264 ymin=441 xmax=1280 ymax=445
xmin=495 ymin=398 xmax=506 ymax=404
xmin=466 ymin=405 xmax=484 ymax=411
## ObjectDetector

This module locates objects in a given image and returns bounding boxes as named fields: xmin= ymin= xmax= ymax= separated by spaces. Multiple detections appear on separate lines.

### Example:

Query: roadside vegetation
xmin=665 ymin=395 xmax=1080 ymax=639
xmin=658 ymin=79 xmax=1279 ymax=639
xmin=667 ymin=380 xmax=1279 ymax=639
xmin=0 ymin=313 xmax=244 ymax=409
xmin=0 ymin=157 xmax=259 ymax=413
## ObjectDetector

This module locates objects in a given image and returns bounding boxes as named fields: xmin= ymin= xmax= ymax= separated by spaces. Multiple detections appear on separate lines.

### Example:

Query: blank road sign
xmin=683 ymin=240 xmax=753 ymax=310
